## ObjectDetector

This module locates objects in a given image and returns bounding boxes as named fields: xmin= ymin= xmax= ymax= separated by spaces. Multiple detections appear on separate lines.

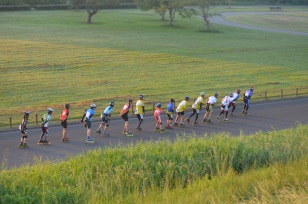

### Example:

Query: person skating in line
xmin=81 ymin=103 xmax=96 ymax=142
xmin=38 ymin=108 xmax=53 ymax=144
xmin=186 ymin=92 xmax=205 ymax=126
xmin=242 ymin=86 xmax=254 ymax=115
xmin=60 ymin=103 xmax=70 ymax=142
xmin=216 ymin=93 xmax=233 ymax=122
xmin=135 ymin=94 xmax=145 ymax=131
xmin=174 ymin=96 xmax=189 ymax=127
xmin=96 ymin=102 xmax=114 ymax=136
xmin=154 ymin=103 xmax=165 ymax=133
xmin=165 ymin=98 xmax=175 ymax=129
xmin=228 ymin=89 xmax=241 ymax=116
xmin=19 ymin=111 xmax=30 ymax=148
xmin=202 ymin=92 xmax=218 ymax=124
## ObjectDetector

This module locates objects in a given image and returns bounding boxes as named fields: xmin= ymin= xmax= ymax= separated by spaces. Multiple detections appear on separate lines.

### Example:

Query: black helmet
xmin=24 ymin=111 xmax=30 ymax=115
xmin=184 ymin=96 xmax=189 ymax=100
xmin=110 ymin=102 xmax=115 ymax=107
xmin=170 ymin=98 xmax=175 ymax=103
xmin=65 ymin=103 xmax=70 ymax=108
xmin=139 ymin=94 xmax=144 ymax=99
xmin=214 ymin=92 xmax=218 ymax=97
xmin=229 ymin=93 xmax=234 ymax=97
xmin=128 ymin=98 xmax=133 ymax=102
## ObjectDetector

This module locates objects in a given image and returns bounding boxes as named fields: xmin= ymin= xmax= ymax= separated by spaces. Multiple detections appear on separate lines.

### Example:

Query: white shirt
xmin=207 ymin=96 xmax=217 ymax=104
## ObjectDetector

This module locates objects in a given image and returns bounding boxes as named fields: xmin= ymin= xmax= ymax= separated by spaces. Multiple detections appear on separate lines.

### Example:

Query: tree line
xmin=0 ymin=0 xmax=306 ymax=6
xmin=0 ymin=0 xmax=307 ymax=30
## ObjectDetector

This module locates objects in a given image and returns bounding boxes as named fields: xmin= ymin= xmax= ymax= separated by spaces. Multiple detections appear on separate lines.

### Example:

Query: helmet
xmin=184 ymin=96 xmax=189 ymax=100
xmin=128 ymin=98 xmax=133 ymax=102
xmin=24 ymin=111 xmax=30 ymax=115
xmin=139 ymin=94 xmax=144 ymax=99
xmin=250 ymin=86 xmax=254 ymax=90
xmin=229 ymin=93 xmax=234 ymax=97
xmin=47 ymin=108 xmax=54 ymax=112
xmin=91 ymin=103 xmax=97 ymax=108
xmin=156 ymin=103 xmax=161 ymax=108
xmin=214 ymin=92 xmax=218 ymax=97
xmin=65 ymin=103 xmax=70 ymax=108
xmin=110 ymin=102 xmax=115 ymax=107
xmin=200 ymin=92 xmax=205 ymax=96
xmin=237 ymin=89 xmax=241 ymax=94
xmin=170 ymin=98 xmax=175 ymax=103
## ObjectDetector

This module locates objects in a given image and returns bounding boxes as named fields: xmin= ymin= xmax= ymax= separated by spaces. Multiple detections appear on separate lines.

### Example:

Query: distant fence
xmin=1 ymin=87 xmax=307 ymax=130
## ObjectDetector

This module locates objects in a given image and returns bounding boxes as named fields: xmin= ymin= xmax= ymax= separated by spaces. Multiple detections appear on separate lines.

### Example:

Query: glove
xmin=81 ymin=120 xmax=83 ymax=123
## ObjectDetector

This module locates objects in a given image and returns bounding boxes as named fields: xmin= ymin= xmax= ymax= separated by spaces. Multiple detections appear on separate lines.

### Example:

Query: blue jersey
xmin=85 ymin=108 xmax=95 ymax=121
xmin=245 ymin=90 xmax=253 ymax=99
xmin=103 ymin=106 xmax=113 ymax=116
xmin=167 ymin=102 xmax=174 ymax=112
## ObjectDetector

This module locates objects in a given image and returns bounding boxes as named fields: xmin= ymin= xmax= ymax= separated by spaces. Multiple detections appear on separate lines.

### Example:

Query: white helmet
xmin=47 ymin=108 xmax=54 ymax=112
xmin=91 ymin=103 xmax=97 ymax=108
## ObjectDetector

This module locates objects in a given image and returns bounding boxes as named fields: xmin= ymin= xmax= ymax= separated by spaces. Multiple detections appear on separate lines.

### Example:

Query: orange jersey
xmin=60 ymin=109 xmax=69 ymax=121
xmin=154 ymin=108 xmax=163 ymax=117
xmin=121 ymin=103 xmax=131 ymax=115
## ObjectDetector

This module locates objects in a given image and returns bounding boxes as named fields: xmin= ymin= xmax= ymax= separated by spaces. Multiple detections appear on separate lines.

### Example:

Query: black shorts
xmin=61 ymin=120 xmax=68 ymax=128
xmin=121 ymin=113 xmax=128 ymax=122
xmin=177 ymin=111 xmax=184 ymax=116
xmin=102 ymin=115 xmax=109 ymax=123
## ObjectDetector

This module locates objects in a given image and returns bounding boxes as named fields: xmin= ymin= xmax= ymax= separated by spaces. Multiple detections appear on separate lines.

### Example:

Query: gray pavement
xmin=0 ymin=97 xmax=307 ymax=169
xmin=210 ymin=12 xmax=308 ymax=36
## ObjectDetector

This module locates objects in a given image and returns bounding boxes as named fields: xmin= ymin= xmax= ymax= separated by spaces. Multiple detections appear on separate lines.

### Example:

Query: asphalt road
xmin=210 ymin=12 xmax=308 ymax=36
xmin=0 ymin=97 xmax=307 ymax=169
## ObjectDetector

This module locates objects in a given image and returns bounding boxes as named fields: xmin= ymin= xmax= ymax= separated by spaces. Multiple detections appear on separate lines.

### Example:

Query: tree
xmin=82 ymin=0 xmax=120 ymax=24
xmin=190 ymin=0 xmax=225 ymax=31
xmin=134 ymin=0 xmax=189 ymax=25
xmin=134 ymin=0 xmax=168 ymax=20
xmin=164 ymin=0 xmax=189 ymax=26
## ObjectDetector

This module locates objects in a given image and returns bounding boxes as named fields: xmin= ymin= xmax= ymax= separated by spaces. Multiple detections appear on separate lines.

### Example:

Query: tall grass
xmin=0 ymin=124 xmax=307 ymax=203
xmin=0 ymin=8 xmax=307 ymax=129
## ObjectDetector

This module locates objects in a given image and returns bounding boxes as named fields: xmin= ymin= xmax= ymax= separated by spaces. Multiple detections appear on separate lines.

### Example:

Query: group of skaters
xmin=18 ymin=86 xmax=254 ymax=147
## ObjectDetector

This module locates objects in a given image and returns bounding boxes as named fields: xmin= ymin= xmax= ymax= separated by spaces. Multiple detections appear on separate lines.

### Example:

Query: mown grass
xmin=0 ymin=7 xmax=307 ymax=129
xmin=0 ymin=124 xmax=307 ymax=203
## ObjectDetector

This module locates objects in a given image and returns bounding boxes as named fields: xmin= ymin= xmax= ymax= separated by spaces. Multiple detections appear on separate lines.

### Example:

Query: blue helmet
xmin=156 ymin=103 xmax=162 ymax=108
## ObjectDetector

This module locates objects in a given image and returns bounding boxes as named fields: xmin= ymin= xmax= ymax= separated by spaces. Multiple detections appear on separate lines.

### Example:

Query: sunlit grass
xmin=0 ymin=124 xmax=307 ymax=203
xmin=0 ymin=8 xmax=307 ymax=129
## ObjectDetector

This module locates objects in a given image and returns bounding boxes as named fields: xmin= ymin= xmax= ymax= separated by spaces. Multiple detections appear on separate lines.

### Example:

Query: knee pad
xmin=105 ymin=123 xmax=109 ymax=127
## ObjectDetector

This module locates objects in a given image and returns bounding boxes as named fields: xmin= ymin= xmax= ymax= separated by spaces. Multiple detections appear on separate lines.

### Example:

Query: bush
xmin=34 ymin=4 xmax=70 ymax=10
xmin=0 ymin=5 xmax=31 ymax=11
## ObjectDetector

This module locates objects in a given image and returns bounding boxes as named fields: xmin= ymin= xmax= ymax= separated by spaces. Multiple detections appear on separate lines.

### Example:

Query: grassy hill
xmin=0 ymin=124 xmax=307 ymax=203
xmin=0 ymin=7 xmax=307 ymax=129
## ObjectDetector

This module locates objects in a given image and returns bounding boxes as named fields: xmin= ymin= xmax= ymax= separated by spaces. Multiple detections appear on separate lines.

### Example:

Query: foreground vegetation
xmin=0 ymin=7 xmax=307 ymax=129
xmin=0 ymin=124 xmax=307 ymax=203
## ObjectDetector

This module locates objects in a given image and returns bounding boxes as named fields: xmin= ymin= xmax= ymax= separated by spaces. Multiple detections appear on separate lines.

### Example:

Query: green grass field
xmin=1 ymin=124 xmax=307 ymax=203
xmin=0 ymin=7 xmax=307 ymax=129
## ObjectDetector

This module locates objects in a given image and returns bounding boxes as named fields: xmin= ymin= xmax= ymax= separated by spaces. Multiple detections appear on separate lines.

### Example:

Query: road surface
xmin=210 ymin=12 xmax=308 ymax=36
xmin=0 ymin=97 xmax=307 ymax=169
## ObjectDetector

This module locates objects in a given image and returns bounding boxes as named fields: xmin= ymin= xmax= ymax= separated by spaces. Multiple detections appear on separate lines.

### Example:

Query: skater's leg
xmin=194 ymin=113 xmax=199 ymax=122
